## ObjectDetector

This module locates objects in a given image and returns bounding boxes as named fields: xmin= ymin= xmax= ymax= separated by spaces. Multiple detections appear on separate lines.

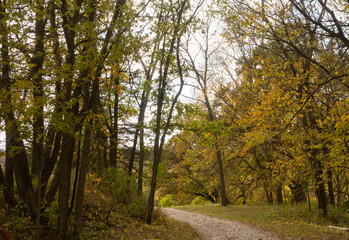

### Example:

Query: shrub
xmin=159 ymin=194 xmax=174 ymax=207
xmin=102 ymin=167 xmax=146 ymax=219
xmin=191 ymin=196 xmax=209 ymax=205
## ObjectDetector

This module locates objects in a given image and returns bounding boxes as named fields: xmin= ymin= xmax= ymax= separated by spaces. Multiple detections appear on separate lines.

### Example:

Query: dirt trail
xmin=162 ymin=208 xmax=290 ymax=240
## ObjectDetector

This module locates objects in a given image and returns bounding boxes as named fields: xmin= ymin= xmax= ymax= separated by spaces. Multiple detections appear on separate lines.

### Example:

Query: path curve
xmin=162 ymin=208 xmax=289 ymax=240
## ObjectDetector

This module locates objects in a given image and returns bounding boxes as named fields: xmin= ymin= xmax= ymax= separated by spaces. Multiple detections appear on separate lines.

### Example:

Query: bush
xmin=327 ymin=204 xmax=349 ymax=227
xmin=102 ymin=167 xmax=146 ymax=219
xmin=159 ymin=194 xmax=174 ymax=207
xmin=191 ymin=196 xmax=209 ymax=205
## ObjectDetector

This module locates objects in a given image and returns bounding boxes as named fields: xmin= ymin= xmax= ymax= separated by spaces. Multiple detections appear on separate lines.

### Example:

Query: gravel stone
xmin=162 ymin=208 xmax=290 ymax=240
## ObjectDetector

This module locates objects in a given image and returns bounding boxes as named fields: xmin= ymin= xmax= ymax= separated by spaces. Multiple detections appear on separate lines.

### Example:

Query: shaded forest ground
xmin=175 ymin=204 xmax=349 ymax=240
xmin=0 ymin=175 xmax=199 ymax=240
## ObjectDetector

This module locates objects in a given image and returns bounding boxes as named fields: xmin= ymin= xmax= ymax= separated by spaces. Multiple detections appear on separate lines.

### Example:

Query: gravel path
xmin=162 ymin=208 xmax=288 ymax=240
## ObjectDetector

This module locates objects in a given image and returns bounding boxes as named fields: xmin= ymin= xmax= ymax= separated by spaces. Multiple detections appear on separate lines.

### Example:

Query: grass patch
xmin=174 ymin=203 xmax=349 ymax=240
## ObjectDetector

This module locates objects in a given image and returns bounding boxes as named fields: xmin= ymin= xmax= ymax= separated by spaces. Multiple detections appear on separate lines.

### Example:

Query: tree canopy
xmin=0 ymin=0 xmax=348 ymax=239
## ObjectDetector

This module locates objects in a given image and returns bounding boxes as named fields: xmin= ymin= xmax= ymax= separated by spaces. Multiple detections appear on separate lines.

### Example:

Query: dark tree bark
xmin=109 ymin=76 xmax=119 ymax=167
xmin=40 ymin=129 xmax=62 ymax=198
xmin=31 ymin=0 xmax=46 ymax=178
xmin=73 ymin=1 xmax=126 ymax=237
xmin=6 ymin=121 xmax=38 ymax=219
xmin=40 ymin=0 xmax=63 ymax=202
xmin=216 ymin=148 xmax=228 ymax=206
xmin=57 ymin=134 xmax=75 ymax=239
xmin=311 ymin=154 xmax=327 ymax=216
xmin=276 ymin=183 xmax=283 ymax=205
xmin=0 ymin=0 xmax=15 ymax=208
xmin=30 ymin=2 xmax=46 ymax=235
xmin=263 ymin=181 xmax=273 ymax=204
xmin=4 ymin=133 xmax=15 ymax=206
xmin=137 ymin=127 xmax=145 ymax=195
xmin=327 ymin=170 xmax=335 ymax=207
xmin=73 ymin=126 xmax=92 ymax=239
xmin=69 ymin=135 xmax=81 ymax=215
xmin=96 ymin=129 xmax=107 ymax=177
xmin=289 ymin=182 xmax=306 ymax=204
xmin=336 ymin=174 xmax=342 ymax=206
xmin=0 ymin=164 xmax=5 ymax=191
xmin=57 ymin=0 xmax=85 ymax=236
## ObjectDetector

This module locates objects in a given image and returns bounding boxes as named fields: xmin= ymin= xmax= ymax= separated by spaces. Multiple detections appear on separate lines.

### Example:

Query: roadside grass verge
xmin=174 ymin=203 xmax=349 ymax=240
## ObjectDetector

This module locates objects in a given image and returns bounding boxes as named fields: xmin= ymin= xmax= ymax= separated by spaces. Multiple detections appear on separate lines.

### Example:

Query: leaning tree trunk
xmin=147 ymin=13 xmax=187 ymax=222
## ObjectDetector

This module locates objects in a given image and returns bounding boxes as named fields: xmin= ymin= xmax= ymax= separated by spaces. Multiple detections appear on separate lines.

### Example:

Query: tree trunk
xmin=128 ymin=129 xmax=139 ymax=176
xmin=110 ymin=80 xmax=119 ymax=167
xmin=30 ymin=3 xmax=46 ymax=236
xmin=6 ymin=123 xmax=38 ymax=219
xmin=69 ymin=135 xmax=81 ymax=215
xmin=147 ymin=150 xmax=160 ymax=224
xmin=0 ymin=164 xmax=5 ymax=191
xmin=0 ymin=0 xmax=15 ymax=208
xmin=327 ymin=170 xmax=335 ymax=207
xmin=31 ymin=0 xmax=45 ymax=177
xmin=129 ymin=87 xmax=150 ymax=176
xmin=216 ymin=149 xmax=228 ymax=206
xmin=73 ymin=125 xmax=92 ymax=239
xmin=40 ymin=130 xmax=62 ymax=198
xmin=276 ymin=183 xmax=283 ymax=205
xmin=44 ymin=167 xmax=60 ymax=208
xmin=96 ymin=132 xmax=103 ymax=178
xmin=336 ymin=174 xmax=341 ymax=206
xmin=308 ymin=143 xmax=327 ymax=217
xmin=4 ymin=134 xmax=15 ymax=206
xmin=137 ymin=127 xmax=145 ymax=195
xmin=58 ymin=134 xmax=75 ymax=239
xmin=314 ymin=168 xmax=328 ymax=216
xmin=1 ymin=4 xmax=37 ymax=216
xmin=289 ymin=181 xmax=306 ymax=203
xmin=147 ymin=12 xmax=187 ymax=223
xmin=263 ymin=181 xmax=273 ymax=204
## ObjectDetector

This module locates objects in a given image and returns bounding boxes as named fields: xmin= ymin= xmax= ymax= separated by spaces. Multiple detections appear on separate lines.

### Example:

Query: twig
xmin=328 ymin=226 xmax=349 ymax=232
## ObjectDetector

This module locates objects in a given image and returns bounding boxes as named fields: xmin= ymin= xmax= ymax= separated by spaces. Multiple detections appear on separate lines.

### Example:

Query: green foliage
xmin=102 ymin=168 xmax=146 ymax=219
xmin=328 ymin=205 xmax=349 ymax=226
xmin=191 ymin=196 xmax=209 ymax=205
xmin=159 ymin=194 xmax=175 ymax=207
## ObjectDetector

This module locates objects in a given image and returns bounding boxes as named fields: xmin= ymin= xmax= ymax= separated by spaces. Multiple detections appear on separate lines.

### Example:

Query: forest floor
xmin=162 ymin=207 xmax=288 ymax=240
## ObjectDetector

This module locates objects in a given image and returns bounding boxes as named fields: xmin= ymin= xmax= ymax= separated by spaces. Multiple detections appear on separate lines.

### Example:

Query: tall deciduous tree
xmin=147 ymin=0 xmax=203 ymax=224
xmin=182 ymin=10 xmax=229 ymax=206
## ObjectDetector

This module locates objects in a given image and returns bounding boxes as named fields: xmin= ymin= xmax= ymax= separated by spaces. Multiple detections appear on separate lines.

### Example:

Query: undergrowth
xmin=0 ymin=169 xmax=199 ymax=240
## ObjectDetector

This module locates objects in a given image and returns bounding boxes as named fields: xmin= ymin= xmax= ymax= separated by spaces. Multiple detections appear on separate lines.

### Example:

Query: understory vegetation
xmin=0 ymin=170 xmax=199 ymax=240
